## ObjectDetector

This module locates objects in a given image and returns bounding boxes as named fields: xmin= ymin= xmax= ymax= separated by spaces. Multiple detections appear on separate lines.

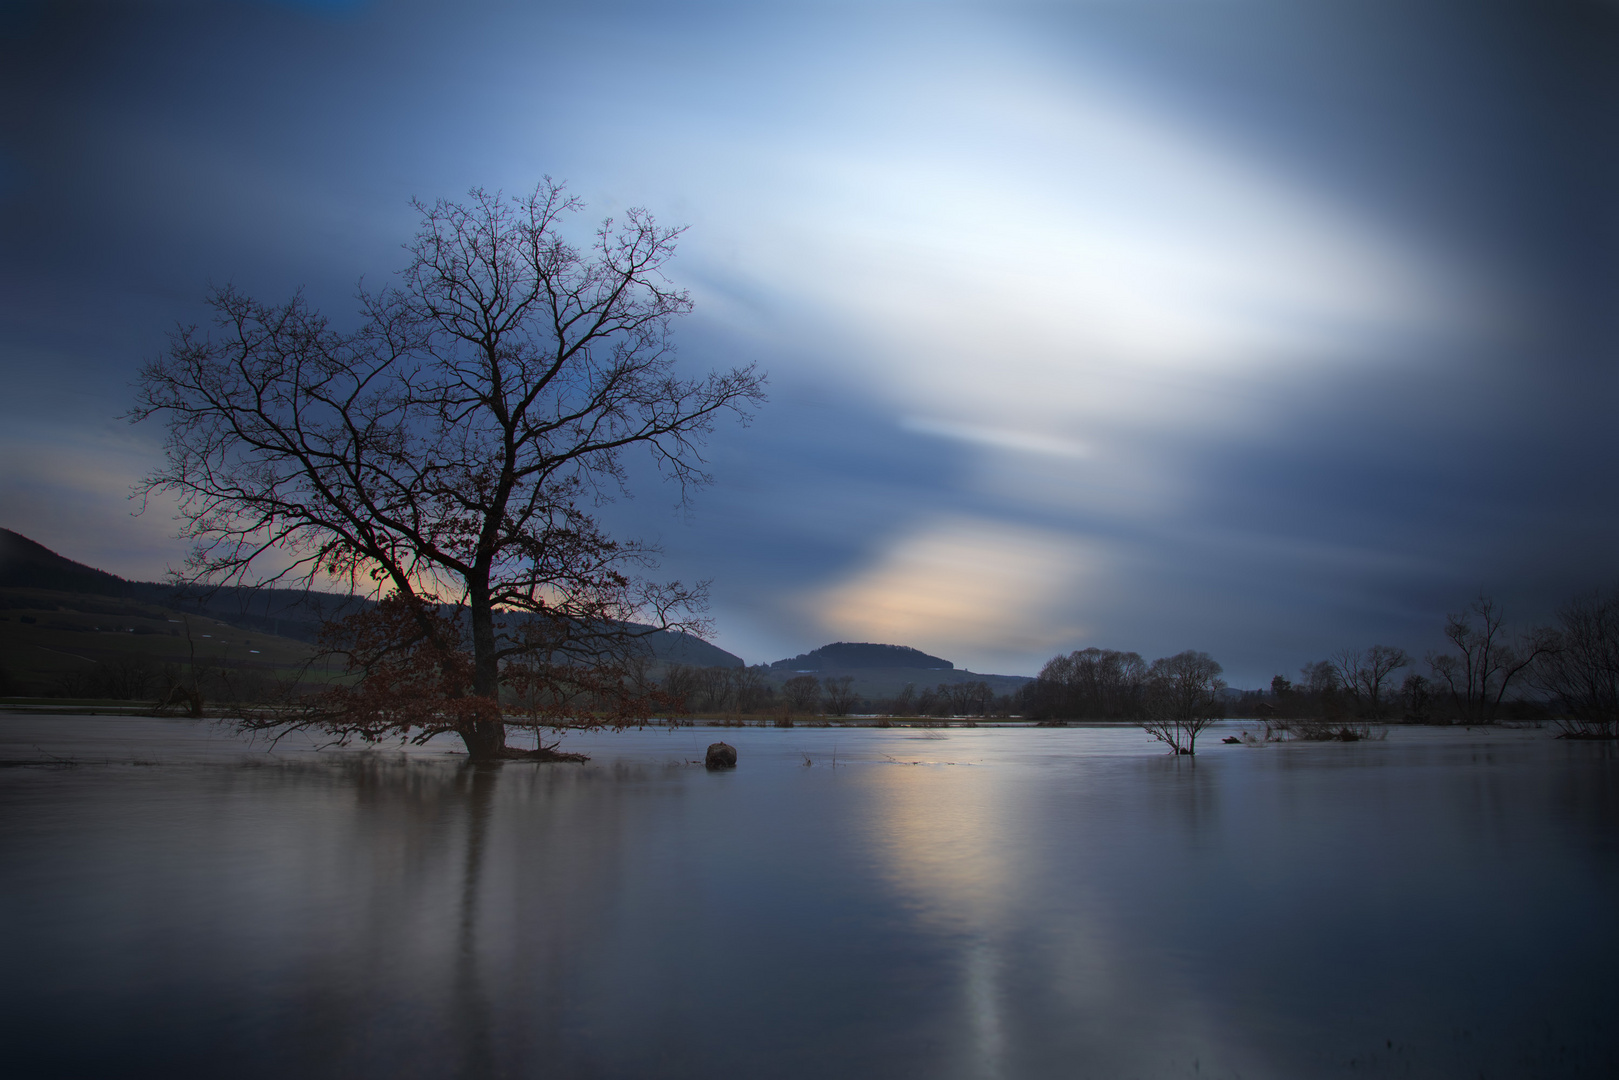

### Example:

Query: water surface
xmin=2 ymin=717 xmax=1614 ymax=1078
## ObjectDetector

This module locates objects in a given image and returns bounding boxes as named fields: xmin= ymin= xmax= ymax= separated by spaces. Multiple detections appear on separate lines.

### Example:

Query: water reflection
xmin=0 ymin=720 xmax=1614 ymax=1078
xmin=453 ymin=764 xmax=495 ymax=1080
xmin=864 ymin=760 xmax=1016 ymax=1077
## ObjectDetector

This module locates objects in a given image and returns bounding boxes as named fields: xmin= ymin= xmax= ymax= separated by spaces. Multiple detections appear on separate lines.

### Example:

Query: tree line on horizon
xmin=15 ymin=585 xmax=1617 ymax=754
xmin=655 ymin=663 xmax=1009 ymax=721
xmin=1023 ymin=589 xmax=1619 ymax=742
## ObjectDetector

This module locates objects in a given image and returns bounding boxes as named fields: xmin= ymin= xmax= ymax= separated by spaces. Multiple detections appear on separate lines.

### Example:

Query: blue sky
xmin=1 ymin=0 xmax=1614 ymax=684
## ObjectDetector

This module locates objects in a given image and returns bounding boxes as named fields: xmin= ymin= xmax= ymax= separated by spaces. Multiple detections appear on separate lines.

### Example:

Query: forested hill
xmin=1 ymin=527 xmax=369 ymax=641
xmin=770 ymin=642 xmax=953 ymax=671
xmin=0 ymin=528 xmax=133 ymax=595
xmin=0 ymin=528 xmax=743 ymax=668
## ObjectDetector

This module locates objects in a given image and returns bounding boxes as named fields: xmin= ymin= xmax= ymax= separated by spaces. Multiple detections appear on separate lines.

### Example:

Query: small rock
xmin=705 ymin=742 xmax=738 ymax=770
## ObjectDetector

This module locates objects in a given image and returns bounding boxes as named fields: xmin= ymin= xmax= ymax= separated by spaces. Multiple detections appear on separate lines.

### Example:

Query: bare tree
xmin=884 ymin=682 xmax=916 ymax=716
xmin=782 ymin=675 xmax=821 ymax=714
xmin=133 ymin=182 xmax=765 ymax=760
xmin=937 ymin=680 xmax=993 ymax=717
xmin=1141 ymin=650 xmax=1225 ymax=755
xmin=1300 ymin=660 xmax=1339 ymax=696
xmin=1427 ymin=595 xmax=1549 ymax=724
xmin=823 ymin=675 xmax=858 ymax=716
xmin=1329 ymin=645 xmax=1412 ymax=719
xmin=659 ymin=663 xmax=701 ymax=714
xmin=965 ymin=680 xmax=992 ymax=716
xmin=695 ymin=665 xmax=735 ymax=713
xmin=942 ymin=681 xmax=973 ymax=716
xmin=1530 ymin=587 xmax=1619 ymax=737
xmin=1399 ymin=672 xmax=1434 ymax=723
xmin=732 ymin=666 xmax=774 ymax=714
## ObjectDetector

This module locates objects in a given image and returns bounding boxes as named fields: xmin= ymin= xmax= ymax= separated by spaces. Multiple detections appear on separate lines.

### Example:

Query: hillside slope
xmin=0 ymin=529 xmax=742 ymax=694
xmin=0 ymin=529 xmax=134 ymax=596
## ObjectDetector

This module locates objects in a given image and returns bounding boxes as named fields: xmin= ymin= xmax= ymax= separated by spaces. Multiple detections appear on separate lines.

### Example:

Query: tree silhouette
xmin=1140 ymin=650 xmax=1225 ymax=755
xmin=1529 ymin=587 xmax=1619 ymax=736
xmin=823 ymin=675 xmax=858 ymax=716
xmin=782 ymin=675 xmax=821 ymax=714
xmin=133 ymin=181 xmax=764 ymax=759
xmin=1427 ymin=595 xmax=1548 ymax=724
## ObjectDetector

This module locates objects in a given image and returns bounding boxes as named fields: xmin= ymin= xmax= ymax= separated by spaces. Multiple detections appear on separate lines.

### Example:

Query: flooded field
xmin=2 ymin=716 xmax=1613 ymax=1078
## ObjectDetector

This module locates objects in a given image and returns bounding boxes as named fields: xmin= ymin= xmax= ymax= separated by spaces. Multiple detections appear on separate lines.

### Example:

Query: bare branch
xmin=133 ymin=181 xmax=766 ymax=759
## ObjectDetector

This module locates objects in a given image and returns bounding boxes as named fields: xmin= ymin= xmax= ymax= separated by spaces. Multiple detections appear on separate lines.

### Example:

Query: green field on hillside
xmin=0 ymin=588 xmax=329 ymax=698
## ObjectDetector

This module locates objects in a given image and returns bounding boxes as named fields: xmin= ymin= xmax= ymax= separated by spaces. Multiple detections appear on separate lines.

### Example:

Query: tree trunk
xmin=465 ymin=576 xmax=507 ymax=759
xmin=459 ymin=716 xmax=508 ymax=760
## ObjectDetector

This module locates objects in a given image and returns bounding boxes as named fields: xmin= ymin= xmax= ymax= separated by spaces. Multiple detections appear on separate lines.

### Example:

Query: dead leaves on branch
xmin=268 ymin=595 xmax=672 ymax=748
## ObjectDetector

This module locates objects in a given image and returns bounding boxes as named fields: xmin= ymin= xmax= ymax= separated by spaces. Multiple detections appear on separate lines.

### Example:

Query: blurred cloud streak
xmin=901 ymin=416 xmax=1090 ymax=460
xmin=811 ymin=517 xmax=1092 ymax=672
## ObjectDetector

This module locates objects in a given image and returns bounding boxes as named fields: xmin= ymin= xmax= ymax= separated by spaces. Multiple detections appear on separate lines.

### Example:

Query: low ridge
xmin=0 ymin=528 xmax=743 ymax=668
xmin=769 ymin=641 xmax=953 ymax=671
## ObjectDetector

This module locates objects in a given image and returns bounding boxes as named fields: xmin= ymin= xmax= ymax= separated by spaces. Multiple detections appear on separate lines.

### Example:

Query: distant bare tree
xmin=936 ymin=680 xmax=993 ymax=717
xmin=1399 ymin=672 xmax=1434 ymax=723
xmin=659 ymin=663 xmax=701 ymax=713
xmin=823 ymin=675 xmax=857 ymax=716
xmin=1300 ymin=660 xmax=1339 ymax=696
xmin=1329 ymin=645 xmax=1412 ymax=719
xmin=782 ymin=674 xmax=821 ymax=714
xmin=695 ymin=665 xmax=734 ymax=713
xmin=942 ymin=681 xmax=973 ymax=715
xmin=732 ymin=666 xmax=774 ymax=713
xmin=1530 ymin=588 xmax=1619 ymax=737
xmin=966 ymin=680 xmax=992 ymax=716
xmin=1141 ymin=651 xmax=1225 ymax=755
xmin=882 ymin=683 xmax=916 ymax=716
xmin=1428 ymin=595 xmax=1550 ymax=724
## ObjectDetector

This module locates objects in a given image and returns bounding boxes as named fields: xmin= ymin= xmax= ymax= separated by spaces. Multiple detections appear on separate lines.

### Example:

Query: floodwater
xmin=1 ymin=717 xmax=1614 ymax=1079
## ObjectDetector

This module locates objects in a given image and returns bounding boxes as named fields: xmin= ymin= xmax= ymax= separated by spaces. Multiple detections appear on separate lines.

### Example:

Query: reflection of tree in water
xmin=205 ymin=756 xmax=662 ymax=1077
xmin=452 ymin=764 xmax=497 ymax=1080
xmin=1142 ymin=752 xmax=1221 ymax=846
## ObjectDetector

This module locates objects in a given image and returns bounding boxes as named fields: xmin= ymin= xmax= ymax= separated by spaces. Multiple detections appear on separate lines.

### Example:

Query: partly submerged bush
xmin=1276 ymin=717 xmax=1387 ymax=742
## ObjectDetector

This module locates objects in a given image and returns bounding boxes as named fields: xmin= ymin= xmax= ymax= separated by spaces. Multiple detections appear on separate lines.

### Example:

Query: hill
xmin=755 ymin=640 xmax=1028 ymax=706
xmin=770 ymin=641 xmax=952 ymax=671
xmin=0 ymin=528 xmax=134 ymax=596
xmin=0 ymin=529 xmax=742 ymax=695
xmin=760 ymin=665 xmax=1029 ymax=702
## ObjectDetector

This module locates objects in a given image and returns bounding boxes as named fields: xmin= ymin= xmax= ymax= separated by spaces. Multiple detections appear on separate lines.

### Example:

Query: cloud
xmin=901 ymin=416 xmax=1090 ymax=460
xmin=808 ymin=517 xmax=1093 ymax=671
xmin=687 ymin=33 xmax=1502 ymax=441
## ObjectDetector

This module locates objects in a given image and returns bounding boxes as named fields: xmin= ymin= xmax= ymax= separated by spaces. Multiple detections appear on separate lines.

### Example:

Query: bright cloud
xmin=682 ymin=25 xmax=1501 ymax=439
xmin=901 ymin=416 xmax=1091 ymax=460
xmin=810 ymin=517 xmax=1094 ymax=670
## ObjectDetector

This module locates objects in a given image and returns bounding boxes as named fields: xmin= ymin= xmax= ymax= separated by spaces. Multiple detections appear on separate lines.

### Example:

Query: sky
xmin=1 ymin=0 xmax=1615 ymax=685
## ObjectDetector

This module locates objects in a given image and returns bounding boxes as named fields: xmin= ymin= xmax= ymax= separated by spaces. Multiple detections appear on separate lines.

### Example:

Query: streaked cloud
xmin=901 ymin=416 xmax=1090 ymax=460
xmin=691 ymin=29 xmax=1502 ymax=440
xmin=809 ymin=518 xmax=1093 ymax=672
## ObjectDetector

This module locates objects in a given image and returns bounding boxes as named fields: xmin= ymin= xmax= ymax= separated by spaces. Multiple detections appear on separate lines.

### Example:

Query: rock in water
xmin=705 ymin=742 xmax=738 ymax=770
